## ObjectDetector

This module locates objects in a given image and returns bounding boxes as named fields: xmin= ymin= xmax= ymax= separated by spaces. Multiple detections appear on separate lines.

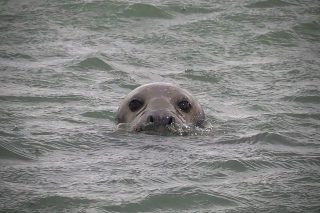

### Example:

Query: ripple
xmin=197 ymin=158 xmax=274 ymax=172
xmin=218 ymin=132 xmax=302 ymax=146
xmin=170 ymin=69 xmax=222 ymax=83
xmin=0 ymin=51 xmax=34 ymax=60
xmin=0 ymin=130 xmax=16 ymax=137
xmin=170 ymin=18 xmax=233 ymax=37
xmin=81 ymin=110 xmax=114 ymax=120
xmin=103 ymin=187 xmax=239 ymax=212
xmin=293 ymin=156 xmax=320 ymax=167
xmin=72 ymin=57 xmax=114 ymax=71
xmin=252 ymin=30 xmax=298 ymax=47
xmin=23 ymin=195 xmax=94 ymax=211
xmin=122 ymin=3 xmax=172 ymax=19
xmin=293 ymin=21 xmax=320 ymax=41
xmin=99 ymin=77 xmax=138 ymax=91
xmin=0 ymin=141 xmax=36 ymax=160
xmin=168 ymin=4 xmax=220 ymax=14
xmin=245 ymin=0 xmax=293 ymax=8
xmin=282 ymin=95 xmax=320 ymax=104
xmin=283 ymin=113 xmax=320 ymax=120
xmin=0 ymin=95 xmax=84 ymax=103
xmin=61 ymin=118 xmax=88 ymax=124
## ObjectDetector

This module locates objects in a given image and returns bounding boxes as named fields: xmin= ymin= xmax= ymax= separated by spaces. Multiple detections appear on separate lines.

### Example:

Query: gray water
xmin=0 ymin=0 xmax=320 ymax=212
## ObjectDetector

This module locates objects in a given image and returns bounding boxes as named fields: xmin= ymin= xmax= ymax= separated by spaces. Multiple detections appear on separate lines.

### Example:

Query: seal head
xmin=116 ymin=82 xmax=205 ymax=133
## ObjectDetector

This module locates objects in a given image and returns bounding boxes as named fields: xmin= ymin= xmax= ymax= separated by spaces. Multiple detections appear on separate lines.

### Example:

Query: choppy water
xmin=1 ymin=0 xmax=320 ymax=212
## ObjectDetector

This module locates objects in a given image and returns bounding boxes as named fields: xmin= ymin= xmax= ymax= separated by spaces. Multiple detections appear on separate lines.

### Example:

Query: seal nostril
xmin=148 ymin=115 xmax=154 ymax=123
xmin=168 ymin=116 xmax=174 ymax=125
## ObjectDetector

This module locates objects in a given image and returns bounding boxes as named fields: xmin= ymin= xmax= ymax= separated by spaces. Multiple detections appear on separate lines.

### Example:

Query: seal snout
xmin=146 ymin=110 xmax=175 ymax=127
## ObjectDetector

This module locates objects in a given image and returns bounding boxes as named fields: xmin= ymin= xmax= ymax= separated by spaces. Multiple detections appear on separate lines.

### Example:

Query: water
xmin=0 ymin=0 xmax=319 ymax=212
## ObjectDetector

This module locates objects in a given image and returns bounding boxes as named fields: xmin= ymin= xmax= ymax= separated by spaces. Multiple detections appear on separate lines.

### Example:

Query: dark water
xmin=1 ymin=0 xmax=320 ymax=212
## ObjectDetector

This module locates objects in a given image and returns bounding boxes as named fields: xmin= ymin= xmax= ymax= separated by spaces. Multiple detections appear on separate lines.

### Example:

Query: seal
xmin=116 ymin=82 xmax=205 ymax=133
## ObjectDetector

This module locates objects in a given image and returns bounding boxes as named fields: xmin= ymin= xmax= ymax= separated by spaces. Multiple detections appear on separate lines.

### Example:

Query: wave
xmin=282 ymin=112 xmax=320 ymax=120
xmin=169 ymin=69 xmax=222 ymax=83
xmin=72 ymin=57 xmax=114 ymax=71
xmin=168 ymin=4 xmax=220 ymax=15
xmin=293 ymin=21 xmax=320 ymax=42
xmin=193 ymin=151 xmax=320 ymax=172
xmin=121 ymin=3 xmax=172 ymax=19
xmin=0 ymin=140 xmax=36 ymax=160
xmin=102 ymin=186 xmax=242 ymax=212
xmin=218 ymin=132 xmax=303 ymax=146
xmin=282 ymin=95 xmax=320 ymax=104
xmin=195 ymin=158 xmax=274 ymax=172
xmin=81 ymin=110 xmax=114 ymax=120
xmin=252 ymin=30 xmax=298 ymax=47
xmin=99 ymin=77 xmax=138 ymax=91
xmin=14 ymin=195 xmax=94 ymax=212
xmin=0 ymin=51 xmax=34 ymax=60
xmin=245 ymin=0 xmax=293 ymax=8
xmin=0 ymin=94 xmax=84 ymax=103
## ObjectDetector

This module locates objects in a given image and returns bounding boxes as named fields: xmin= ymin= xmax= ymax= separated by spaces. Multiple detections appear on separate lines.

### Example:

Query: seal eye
xmin=178 ymin=100 xmax=191 ymax=113
xmin=128 ymin=99 xmax=144 ymax=112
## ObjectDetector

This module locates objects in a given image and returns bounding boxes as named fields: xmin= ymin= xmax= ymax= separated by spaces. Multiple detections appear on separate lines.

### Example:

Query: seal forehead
xmin=129 ymin=82 xmax=189 ymax=100
xmin=147 ymin=85 xmax=179 ymax=98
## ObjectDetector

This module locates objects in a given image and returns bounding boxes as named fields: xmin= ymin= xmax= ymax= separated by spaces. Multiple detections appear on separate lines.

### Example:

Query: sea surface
xmin=0 ymin=0 xmax=320 ymax=212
